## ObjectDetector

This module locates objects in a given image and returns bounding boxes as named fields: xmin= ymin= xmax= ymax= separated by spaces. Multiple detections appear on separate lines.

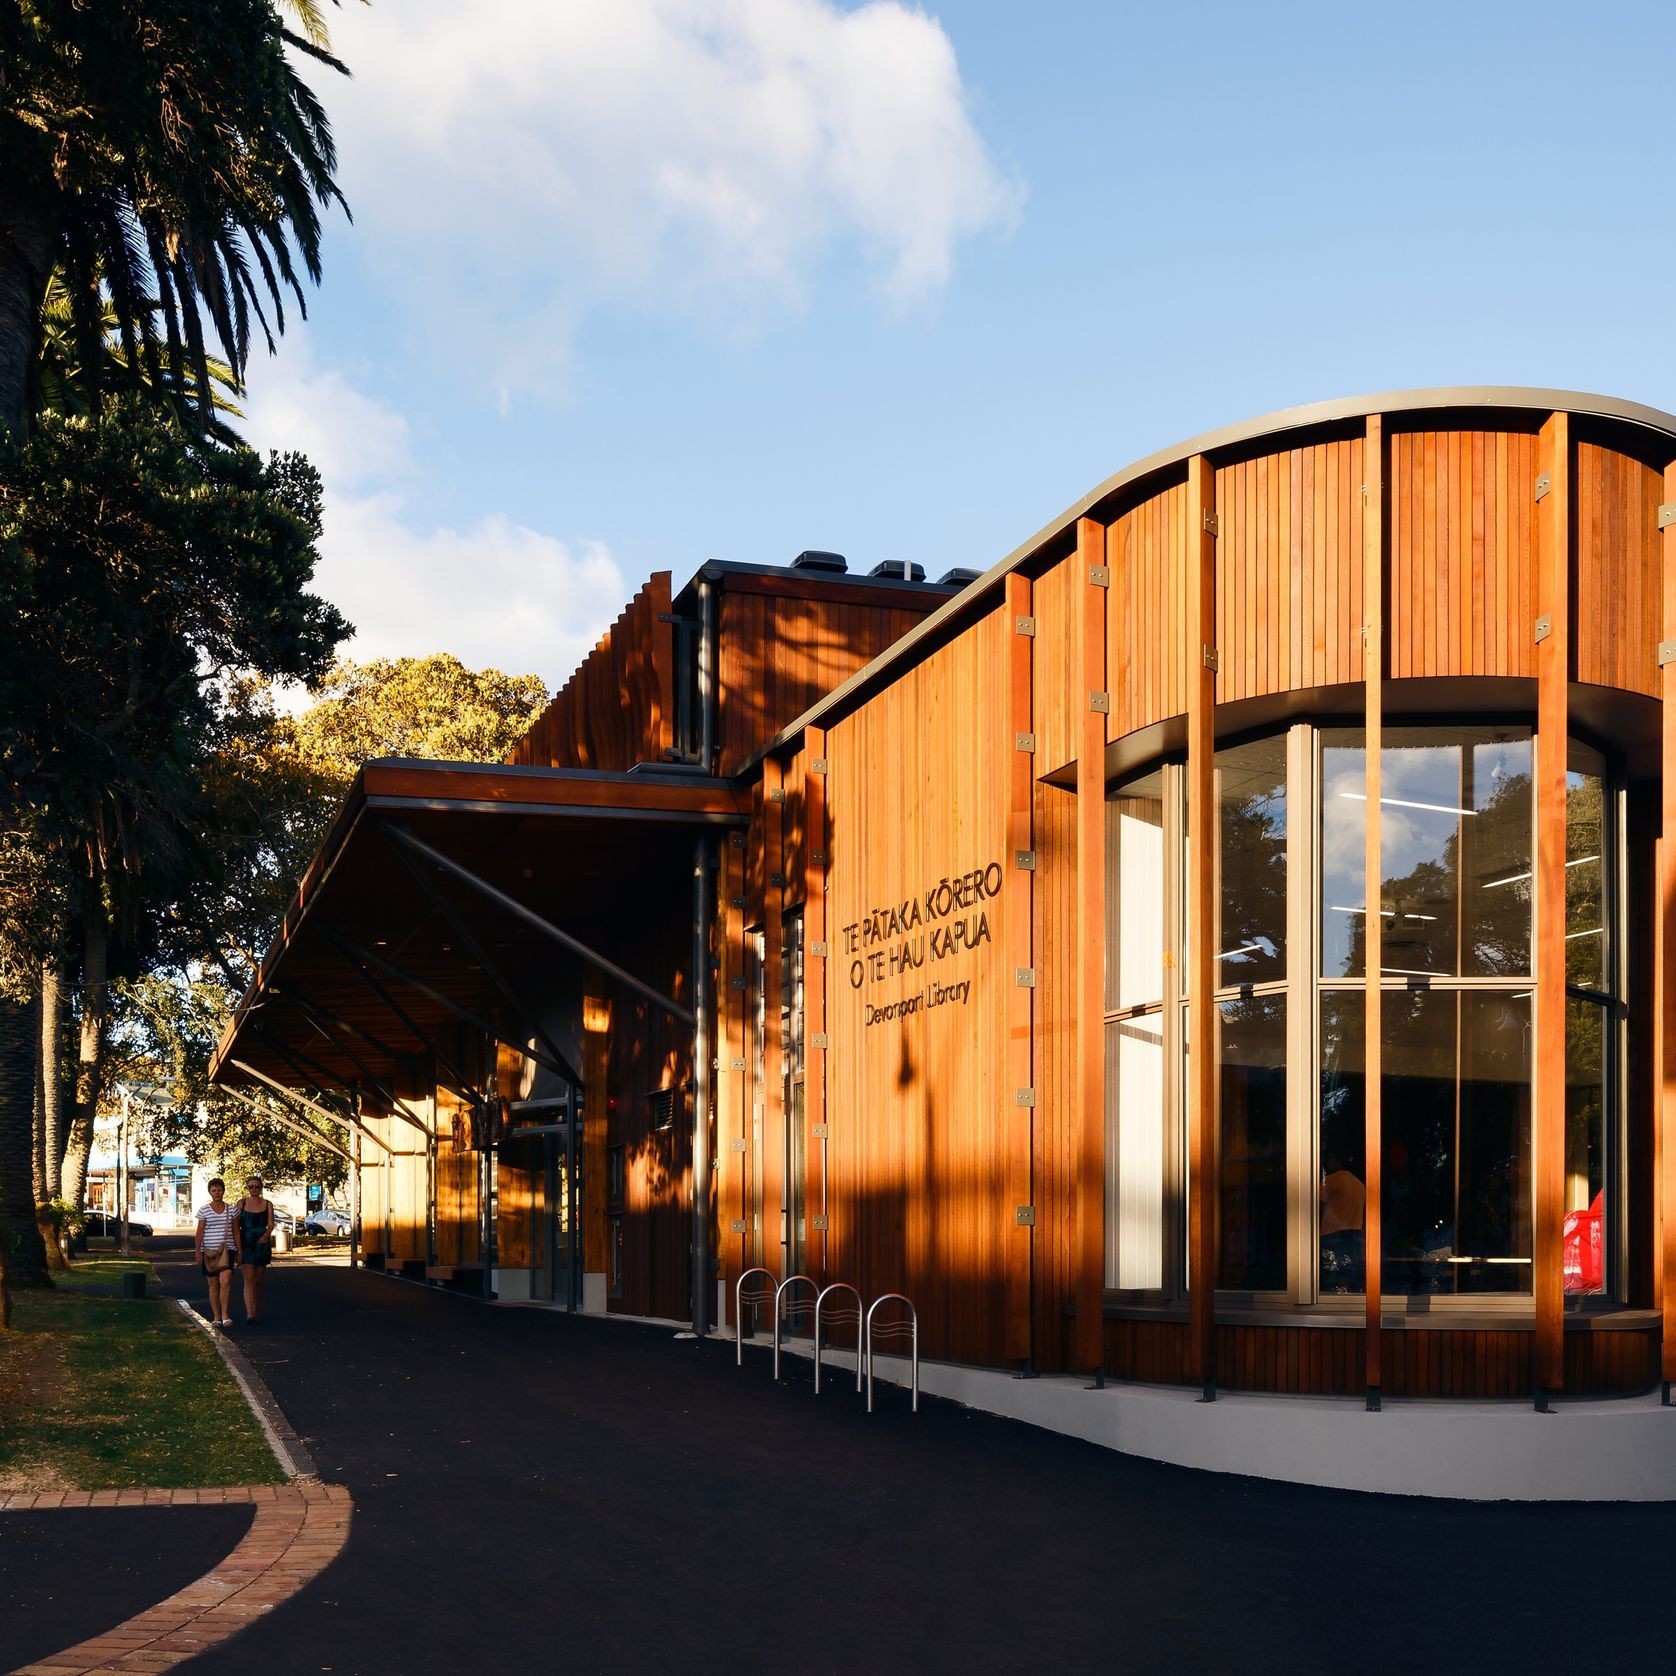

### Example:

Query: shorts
xmin=239 ymin=1244 xmax=272 ymax=1268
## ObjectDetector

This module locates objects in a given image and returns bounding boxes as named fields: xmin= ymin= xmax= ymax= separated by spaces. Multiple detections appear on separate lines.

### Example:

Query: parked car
xmin=272 ymin=1206 xmax=296 ymax=1233
xmin=302 ymin=1208 xmax=352 ymax=1235
xmin=79 ymin=1211 xmax=152 ymax=1238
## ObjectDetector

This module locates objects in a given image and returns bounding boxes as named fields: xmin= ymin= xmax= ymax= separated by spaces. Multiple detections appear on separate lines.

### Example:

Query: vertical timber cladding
xmin=1663 ymin=457 xmax=1676 ymax=1396
xmin=825 ymin=602 xmax=1018 ymax=1367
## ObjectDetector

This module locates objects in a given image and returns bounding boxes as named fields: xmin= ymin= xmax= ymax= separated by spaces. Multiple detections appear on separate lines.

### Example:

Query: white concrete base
xmin=581 ymin=1271 xmax=607 ymax=1314
xmin=495 ymin=1267 xmax=532 ymax=1303
xmin=753 ymin=1335 xmax=1676 ymax=1502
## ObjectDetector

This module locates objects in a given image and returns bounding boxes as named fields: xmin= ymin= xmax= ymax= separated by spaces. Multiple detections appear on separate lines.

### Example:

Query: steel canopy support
xmin=383 ymin=825 xmax=584 ymax=1089
xmin=222 ymin=1083 xmax=354 ymax=1165
xmin=317 ymin=927 xmax=575 ymax=1084
xmin=292 ymin=1003 xmax=437 ymax=1140
xmin=385 ymin=824 xmax=697 ymax=1029
xmin=228 ymin=1058 xmax=394 ymax=1157
xmin=691 ymin=833 xmax=715 ymax=1336
xmin=317 ymin=928 xmax=475 ymax=1098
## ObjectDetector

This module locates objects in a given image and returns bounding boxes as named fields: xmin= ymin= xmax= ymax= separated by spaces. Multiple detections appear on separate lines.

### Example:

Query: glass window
xmin=1382 ymin=989 xmax=1532 ymax=1295
xmin=1215 ymin=737 xmax=1287 ymax=985
xmin=1318 ymin=993 xmax=1367 ymax=1295
xmin=1564 ymin=998 xmax=1608 ymax=1295
xmin=1106 ymin=1014 xmax=1166 ymax=1290
xmin=1108 ymin=721 xmax=1614 ymax=1312
xmin=1106 ymin=769 xmax=1167 ymax=1011
xmin=1320 ymin=729 xmax=1368 ymax=978
xmin=1379 ymin=728 xmax=1531 ymax=978
xmin=1218 ymin=994 xmax=1287 ymax=1291
xmin=1565 ymin=749 xmax=1607 ymax=991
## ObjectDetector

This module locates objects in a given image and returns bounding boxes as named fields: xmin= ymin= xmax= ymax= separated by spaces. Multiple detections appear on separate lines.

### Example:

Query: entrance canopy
xmin=210 ymin=758 xmax=749 ymax=1093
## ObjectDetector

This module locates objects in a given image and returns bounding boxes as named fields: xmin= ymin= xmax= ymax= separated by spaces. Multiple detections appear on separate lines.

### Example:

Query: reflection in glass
xmin=1216 ymin=737 xmax=1287 ymax=985
xmin=1106 ymin=1014 xmax=1165 ymax=1290
xmin=1318 ymin=994 xmax=1366 ymax=1294
xmin=1383 ymin=990 xmax=1532 ymax=1295
xmin=1379 ymin=728 xmax=1531 ymax=978
xmin=1320 ymin=730 xmax=1366 ymax=978
xmin=1106 ymin=768 xmax=1167 ymax=1012
xmin=1564 ymin=998 xmax=1608 ymax=1295
xmin=1218 ymin=995 xmax=1286 ymax=1291
xmin=1565 ymin=757 xmax=1606 ymax=991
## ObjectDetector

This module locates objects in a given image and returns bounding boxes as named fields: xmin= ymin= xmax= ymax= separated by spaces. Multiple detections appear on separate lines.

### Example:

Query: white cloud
xmin=242 ymin=337 xmax=626 ymax=687
xmin=321 ymin=0 xmax=1020 ymax=391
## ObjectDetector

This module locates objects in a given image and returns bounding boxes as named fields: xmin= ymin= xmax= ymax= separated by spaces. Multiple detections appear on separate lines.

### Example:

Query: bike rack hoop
xmin=772 ymin=1274 xmax=818 ymax=1381
xmin=864 ymin=1293 xmax=919 ymax=1415
xmin=734 ymin=1267 xmax=777 ymax=1367
xmin=814 ymin=1282 xmax=864 ymax=1395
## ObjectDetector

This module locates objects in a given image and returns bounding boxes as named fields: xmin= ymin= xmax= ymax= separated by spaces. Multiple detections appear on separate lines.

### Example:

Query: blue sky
xmin=243 ymin=0 xmax=1676 ymax=687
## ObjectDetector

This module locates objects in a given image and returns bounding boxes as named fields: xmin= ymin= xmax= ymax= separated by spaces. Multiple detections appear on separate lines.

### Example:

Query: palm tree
xmin=0 ymin=0 xmax=354 ymax=437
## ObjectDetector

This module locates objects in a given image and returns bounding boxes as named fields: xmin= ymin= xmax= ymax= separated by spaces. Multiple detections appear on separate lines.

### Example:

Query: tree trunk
xmin=29 ymin=974 xmax=68 ymax=1270
xmin=0 ymin=992 xmax=52 ymax=1304
xmin=0 ymin=183 xmax=58 ymax=438
xmin=40 ymin=959 xmax=63 ymax=1199
xmin=61 ymin=901 xmax=109 ymax=1214
xmin=31 ymin=1002 xmax=45 ymax=1206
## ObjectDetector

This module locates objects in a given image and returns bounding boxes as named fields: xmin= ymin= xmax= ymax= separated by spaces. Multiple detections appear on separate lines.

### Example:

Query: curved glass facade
xmin=1105 ymin=721 xmax=1620 ymax=1308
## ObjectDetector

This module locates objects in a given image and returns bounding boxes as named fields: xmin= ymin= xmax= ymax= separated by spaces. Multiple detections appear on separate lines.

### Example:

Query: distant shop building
xmin=213 ymin=389 xmax=1676 ymax=1418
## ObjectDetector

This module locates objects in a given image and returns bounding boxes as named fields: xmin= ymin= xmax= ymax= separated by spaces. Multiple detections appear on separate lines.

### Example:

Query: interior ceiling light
xmin=1484 ymin=855 xmax=1596 ymax=890
xmin=1339 ymin=792 xmax=1477 ymax=817
xmin=1565 ymin=927 xmax=1604 ymax=940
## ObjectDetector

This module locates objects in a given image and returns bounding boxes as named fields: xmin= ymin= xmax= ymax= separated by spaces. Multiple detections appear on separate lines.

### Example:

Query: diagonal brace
xmin=221 ymin=1082 xmax=354 ymax=1165
xmin=386 ymin=824 xmax=696 ymax=1029
xmin=383 ymin=825 xmax=583 ymax=1087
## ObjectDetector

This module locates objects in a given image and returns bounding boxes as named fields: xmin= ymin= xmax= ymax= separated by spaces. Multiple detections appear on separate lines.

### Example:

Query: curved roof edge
xmin=745 ymin=386 xmax=1676 ymax=771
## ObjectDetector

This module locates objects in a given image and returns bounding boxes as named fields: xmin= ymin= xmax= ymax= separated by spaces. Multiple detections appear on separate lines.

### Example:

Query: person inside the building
xmin=235 ymin=1175 xmax=278 ymax=1325
xmin=193 ymin=1177 xmax=239 ymax=1328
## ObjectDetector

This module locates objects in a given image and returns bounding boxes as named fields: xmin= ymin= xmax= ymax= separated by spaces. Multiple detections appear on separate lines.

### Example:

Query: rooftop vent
xmin=791 ymin=550 xmax=847 ymax=573
xmin=869 ymin=559 xmax=927 ymax=582
xmin=936 ymin=567 xmax=983 ymax=587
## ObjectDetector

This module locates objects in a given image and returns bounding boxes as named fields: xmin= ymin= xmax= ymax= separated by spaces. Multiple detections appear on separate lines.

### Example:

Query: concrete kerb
xmin=748 ymin=1333 xmax=1676 ymax=1503
xmin=174 ymin=1299 xmax=318 ymax=1482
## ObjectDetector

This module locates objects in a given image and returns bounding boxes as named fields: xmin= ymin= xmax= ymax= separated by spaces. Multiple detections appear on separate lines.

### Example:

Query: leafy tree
xmin=0 ymin=397 xmax=348 ymax=1275
xmin=0 ymin=0 xmax=353 ymax=436
xmin=290 ymin=655 xmax=551 ymax=787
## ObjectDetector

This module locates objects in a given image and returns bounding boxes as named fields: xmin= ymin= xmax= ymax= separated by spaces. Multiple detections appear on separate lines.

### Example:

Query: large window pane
xmin=1379 ymin=728 xmax=1531 ymax=978
xmin=1318 ymin=993 xmax=1366 ymax=1295
xmin=1564 ymin=998 xmax=1608 ymax=1295
xmin=1565 ymin=753 xmax=1607 ymax=991
xmin=1218 ymin=995 xmax=1286 ymax=1291
xmin=1216 ymin=737 xmax=1287 ymax=985
xmin=1106 ymin=1014 xmax=1165 ymax=1290
xmin=1106 ymin=768 xmax=1167 ymax=1011
xmin=1383 ymin=989 xmax=1531 ymax=1295
xmin=1320 ymin=730 xmax=1367 ymax=978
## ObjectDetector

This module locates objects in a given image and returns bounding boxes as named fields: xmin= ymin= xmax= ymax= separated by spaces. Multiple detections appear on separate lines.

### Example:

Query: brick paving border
xmin=2 ymin=1482 xmax=353 ymax=1675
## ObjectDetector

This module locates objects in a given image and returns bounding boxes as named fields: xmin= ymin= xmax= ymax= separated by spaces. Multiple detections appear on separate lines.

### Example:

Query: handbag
xmin=203 ymin=1246 xmax=235 ymax=1274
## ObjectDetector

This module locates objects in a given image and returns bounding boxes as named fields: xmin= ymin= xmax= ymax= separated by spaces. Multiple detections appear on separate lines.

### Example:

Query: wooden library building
xmin=214 ymin=386 xmax=1676 ymax=1420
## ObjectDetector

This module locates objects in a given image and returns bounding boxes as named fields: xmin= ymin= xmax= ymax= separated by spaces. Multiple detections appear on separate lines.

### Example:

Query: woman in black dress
xmin=235 ymin=1174 xmax=277 ymax=1324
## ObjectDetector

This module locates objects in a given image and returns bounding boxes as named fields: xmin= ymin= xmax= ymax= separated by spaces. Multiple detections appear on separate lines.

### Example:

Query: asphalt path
xmin=0 ymin=1505 xmax=253 ymax=1671
xmin=144 ymin=1245 xmax=1675 ymax=1676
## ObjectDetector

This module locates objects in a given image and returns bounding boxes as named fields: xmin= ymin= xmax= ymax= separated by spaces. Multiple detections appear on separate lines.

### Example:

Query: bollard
xmin=120 ymin=1270 xmax=147 ymax=1300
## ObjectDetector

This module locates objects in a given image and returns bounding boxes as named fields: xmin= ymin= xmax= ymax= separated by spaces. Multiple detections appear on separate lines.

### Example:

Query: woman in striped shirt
xmin=194 ymin=1178 xmax=239 ymax=1328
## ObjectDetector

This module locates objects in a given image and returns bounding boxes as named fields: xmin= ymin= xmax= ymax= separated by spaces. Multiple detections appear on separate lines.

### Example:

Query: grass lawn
xmin=0 ymin=1261 xmax=283 ymax=1490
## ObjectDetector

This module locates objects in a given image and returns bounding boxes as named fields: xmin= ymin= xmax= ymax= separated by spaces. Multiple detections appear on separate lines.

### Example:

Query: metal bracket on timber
xmin=229 ymin=1058 xmax=393 ymax=1156
xmin=384 ymin=824 xmax=697 ymax=1030
xmin=221 ymin=1082 xmax=355 ymax=1164
xmin=383 ymin=825 xmax=585 ymax=1088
